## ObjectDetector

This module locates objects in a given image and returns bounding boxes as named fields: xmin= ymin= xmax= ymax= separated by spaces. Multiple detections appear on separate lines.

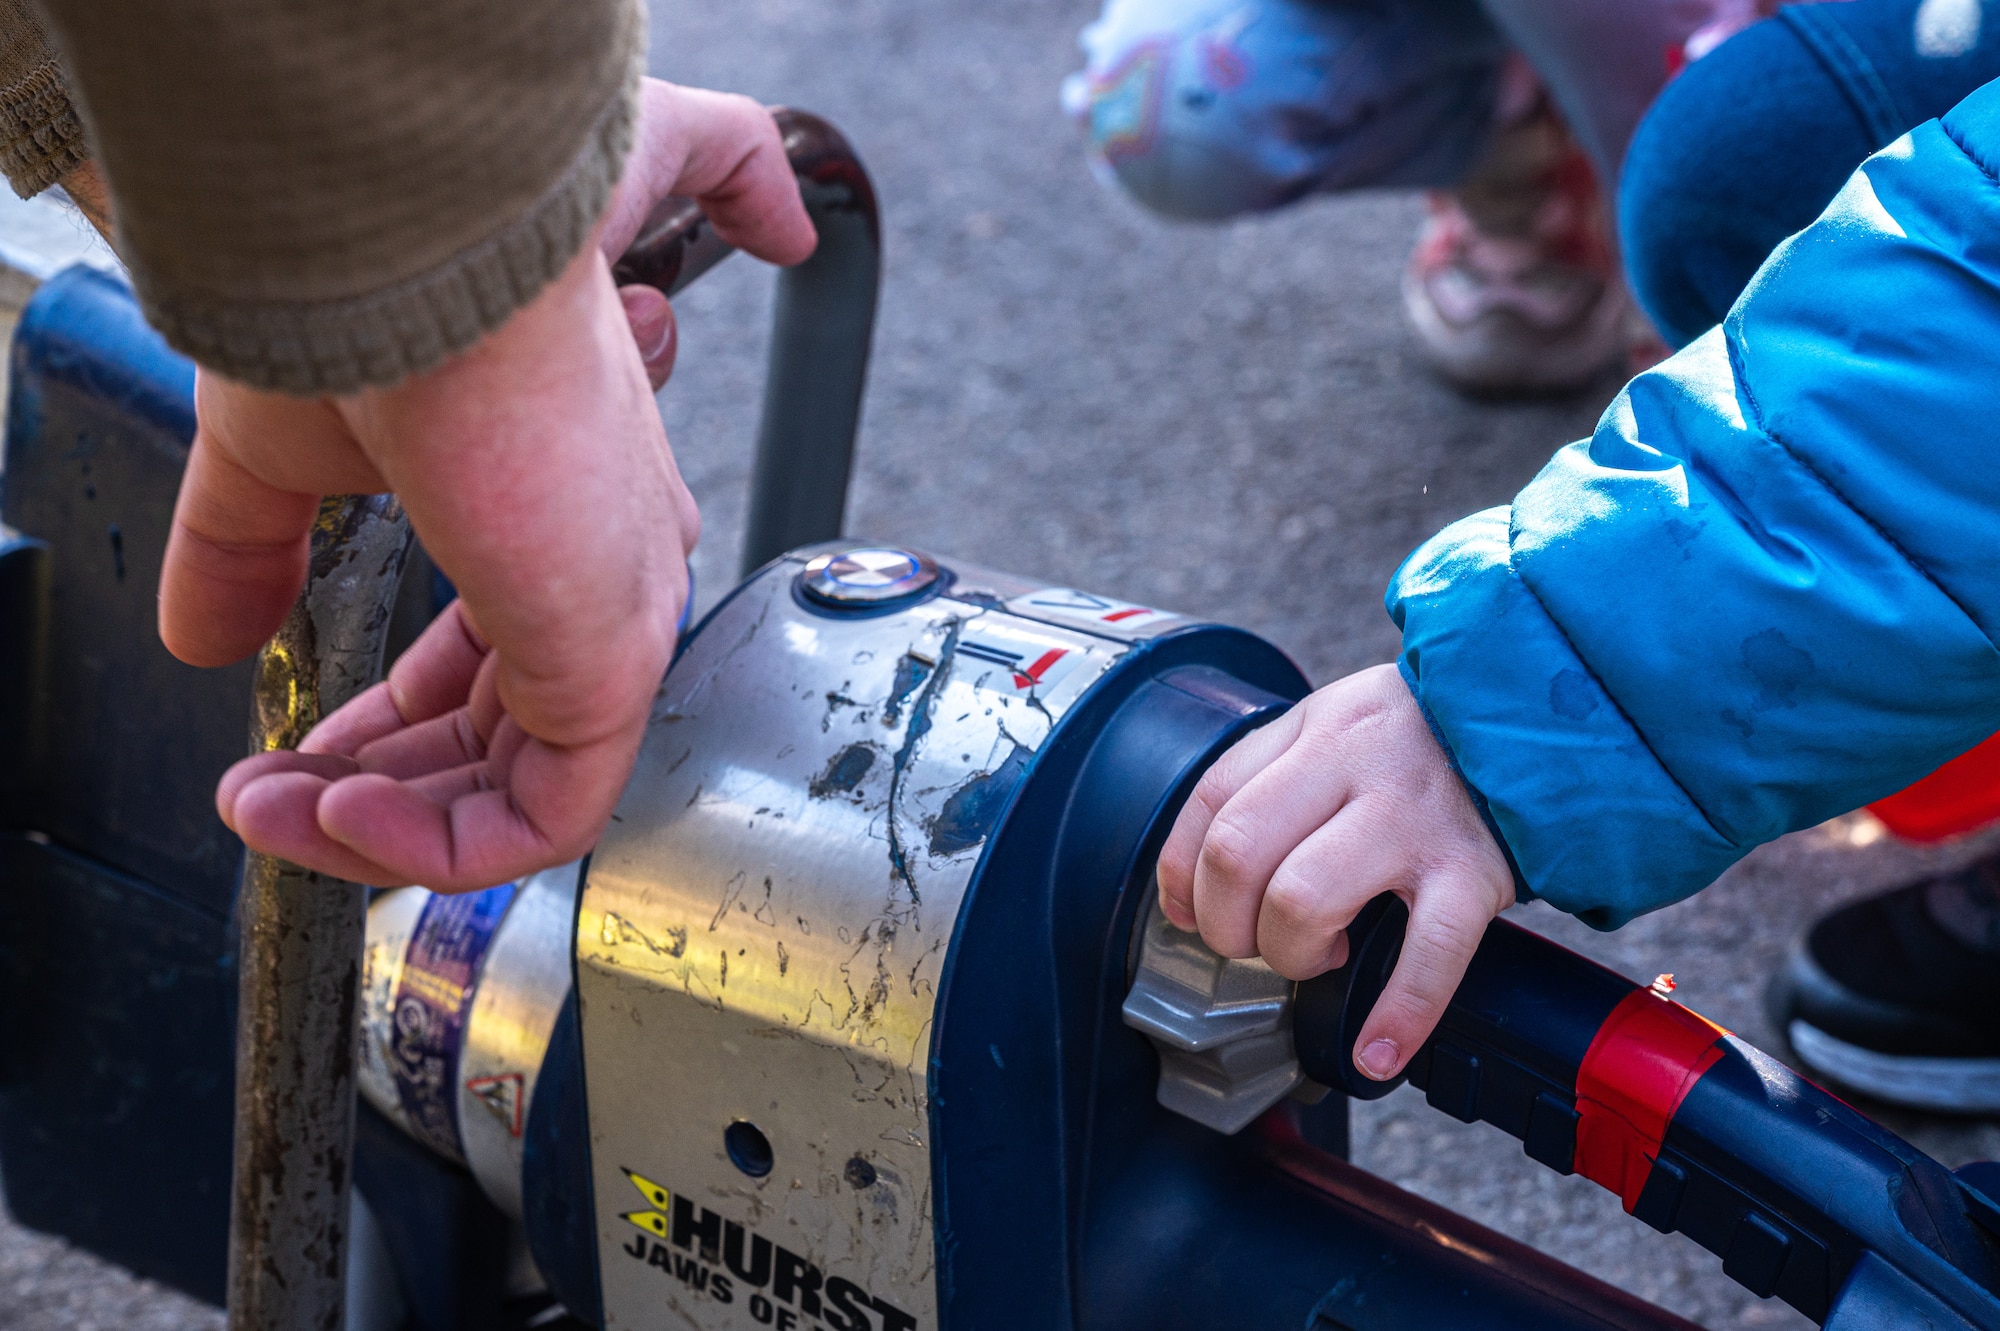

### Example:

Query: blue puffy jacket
xmin=1389 ymin=79 xmax=2000 ymax=929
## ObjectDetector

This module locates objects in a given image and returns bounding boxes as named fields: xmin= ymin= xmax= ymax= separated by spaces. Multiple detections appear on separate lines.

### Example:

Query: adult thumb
xmin=159 ymin=432 xmax=320 ymax=666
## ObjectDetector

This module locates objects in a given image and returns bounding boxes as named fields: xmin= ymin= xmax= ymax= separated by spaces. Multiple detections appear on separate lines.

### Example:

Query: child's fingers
xmin=1156 ymin=708 xmax=1304 ymax=930
xmin=1348 ymin=876 xmax=1496 ymax=1081
xmin=1188 ymin=720 xmax=1359 ymax=959
xmin=1252 ymin=810 xmax=1415 ymax=980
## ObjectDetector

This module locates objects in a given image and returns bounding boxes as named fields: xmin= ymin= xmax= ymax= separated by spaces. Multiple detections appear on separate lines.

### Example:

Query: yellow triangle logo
xmin=625 ymin=1168 xmax=672 ymax=1212
xmin=624 ymin=1208 xmax=669 ymax=1239
xmin=621 ymin=1168 xmax=672 ymax=1240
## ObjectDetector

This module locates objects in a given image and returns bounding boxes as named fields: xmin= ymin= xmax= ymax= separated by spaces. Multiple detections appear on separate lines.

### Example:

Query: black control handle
xmin=1296 ymin=897 xmax=2000 ymax=1328
xmin=613 ymin=108 xmax=880 ymax=577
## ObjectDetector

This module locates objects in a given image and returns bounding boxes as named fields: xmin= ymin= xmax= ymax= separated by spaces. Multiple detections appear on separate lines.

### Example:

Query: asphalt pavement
xmin=7 ymin=2 xmax=2000 ymax=1328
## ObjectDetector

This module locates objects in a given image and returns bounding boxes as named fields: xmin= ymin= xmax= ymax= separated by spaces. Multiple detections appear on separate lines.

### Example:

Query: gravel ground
xmin=6 ymin=2 xmax=1998 ymax=1327
xmin=0 ymin=1193 xmax=223 ymax=1331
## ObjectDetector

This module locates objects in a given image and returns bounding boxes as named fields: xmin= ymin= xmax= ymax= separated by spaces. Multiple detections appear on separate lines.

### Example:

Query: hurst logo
xmin=619 ymin=1169 xmax=918 ymax=1331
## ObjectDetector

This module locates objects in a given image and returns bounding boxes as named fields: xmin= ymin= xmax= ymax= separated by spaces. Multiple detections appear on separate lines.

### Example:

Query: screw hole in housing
xmin=725 ymin=1120 xmax=774 ymax=1178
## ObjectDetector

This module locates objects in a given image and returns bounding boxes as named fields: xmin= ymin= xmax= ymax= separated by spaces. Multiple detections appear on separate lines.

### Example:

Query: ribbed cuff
xmin=0 ymin=58 xmax=89 ymax=198
xmin=133 ymin=40 xmax=642 ymax=396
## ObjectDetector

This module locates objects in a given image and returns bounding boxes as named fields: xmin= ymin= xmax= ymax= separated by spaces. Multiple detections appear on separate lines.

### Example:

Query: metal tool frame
xmin=19 ymin=98 xmax=1994 ymax=1331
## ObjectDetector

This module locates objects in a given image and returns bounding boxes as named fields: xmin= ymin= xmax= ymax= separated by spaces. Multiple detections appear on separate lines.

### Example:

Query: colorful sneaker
xmin=1766 ymin=852 xmax=2000 ymax=1112
xmin=1401 ymin=90 xmax=1631 ymax=394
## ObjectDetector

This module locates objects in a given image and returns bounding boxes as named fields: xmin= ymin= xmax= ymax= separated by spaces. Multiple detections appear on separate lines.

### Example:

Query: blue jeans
xmin=1621 ymin=0 xmax=2000 ymax=348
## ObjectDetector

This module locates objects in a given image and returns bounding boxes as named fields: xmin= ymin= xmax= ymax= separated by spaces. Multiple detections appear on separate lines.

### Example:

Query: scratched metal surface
xmin=456 ymin=867 xmax=583 ymax=1219
xmin=579 ymin=549 xmax=1142 ymax=1330
xmin=354 ymin=866 xmax=580 ymax=1220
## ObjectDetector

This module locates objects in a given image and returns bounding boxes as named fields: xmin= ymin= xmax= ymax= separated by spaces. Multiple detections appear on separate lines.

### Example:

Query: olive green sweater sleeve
xmin=0 ymin=0 xmax=643 ymax=395
xmin=0 ymin=2 xmax=84 ymax=197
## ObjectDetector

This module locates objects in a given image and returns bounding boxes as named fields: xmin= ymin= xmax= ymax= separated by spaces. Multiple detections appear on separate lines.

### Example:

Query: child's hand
xmin=1156 ymin=663 xmax=1515 ymax=1081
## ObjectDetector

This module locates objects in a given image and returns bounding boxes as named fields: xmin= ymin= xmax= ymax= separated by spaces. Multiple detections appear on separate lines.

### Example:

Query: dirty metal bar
xmin=613 ymin=108 xmax=881 ymax=577
xmin=228 ymin=494 xmax=413 ymax=1331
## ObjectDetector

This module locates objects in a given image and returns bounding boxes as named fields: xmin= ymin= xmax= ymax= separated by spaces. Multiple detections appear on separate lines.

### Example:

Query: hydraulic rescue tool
xmin=3 ymin=111 xmax=1999 ymax=1331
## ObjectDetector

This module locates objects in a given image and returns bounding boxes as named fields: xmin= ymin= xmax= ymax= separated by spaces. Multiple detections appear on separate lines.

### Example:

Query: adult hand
xmin=602 ymin=82 xmax=817 ymax=390
xmin=1155 ymin=663 xmax=1515 ymax=1081
xmin=172 ymin=80 xmax=815 ymax=890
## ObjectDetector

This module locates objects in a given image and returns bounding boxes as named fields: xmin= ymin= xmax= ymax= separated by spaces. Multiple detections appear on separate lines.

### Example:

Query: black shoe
xmin=1766 ymin=853 xmax=2000 ymax=1112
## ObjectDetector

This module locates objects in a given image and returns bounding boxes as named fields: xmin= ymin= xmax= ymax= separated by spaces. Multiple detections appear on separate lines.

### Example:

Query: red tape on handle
xmin=1573 ymin=989 xmax=1728 ymax=1211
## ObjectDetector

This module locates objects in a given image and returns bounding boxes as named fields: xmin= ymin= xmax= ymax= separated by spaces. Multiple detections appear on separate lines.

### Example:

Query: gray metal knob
xmin=1122 ymin=896 xmax=1326 ymax=1134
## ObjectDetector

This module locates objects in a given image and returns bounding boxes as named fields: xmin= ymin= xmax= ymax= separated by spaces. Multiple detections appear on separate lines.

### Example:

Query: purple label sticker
xmin=390 ymin=882 xmax=516 ymax=1159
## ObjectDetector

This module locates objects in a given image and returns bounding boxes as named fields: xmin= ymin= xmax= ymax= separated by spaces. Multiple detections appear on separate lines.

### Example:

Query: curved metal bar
xmin=229 ymin=494 xmax=413 ymax=1331
xmin=613 ymin=107 xmax=881 ymax=575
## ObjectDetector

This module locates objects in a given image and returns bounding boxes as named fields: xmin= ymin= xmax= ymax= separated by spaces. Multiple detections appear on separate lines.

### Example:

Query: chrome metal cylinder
xmin=357 ymin=863 xmax=580 ymax=1218
xmin=578 ymin=544 xmax=1192 ymax=1331
xmin=228 ymin=494 xmax=413 ymax=1331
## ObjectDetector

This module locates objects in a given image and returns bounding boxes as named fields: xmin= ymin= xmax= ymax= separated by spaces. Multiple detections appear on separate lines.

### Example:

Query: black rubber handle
xmin=613 ymin=108 xmax=880 ymax=577
xmin=1296 ymin=898 xmax=2000 ymax=1328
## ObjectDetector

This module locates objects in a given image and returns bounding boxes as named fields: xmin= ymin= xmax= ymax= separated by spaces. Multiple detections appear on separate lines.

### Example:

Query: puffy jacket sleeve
xmin=1389 ymin=79 xmax=2000 ymax=929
